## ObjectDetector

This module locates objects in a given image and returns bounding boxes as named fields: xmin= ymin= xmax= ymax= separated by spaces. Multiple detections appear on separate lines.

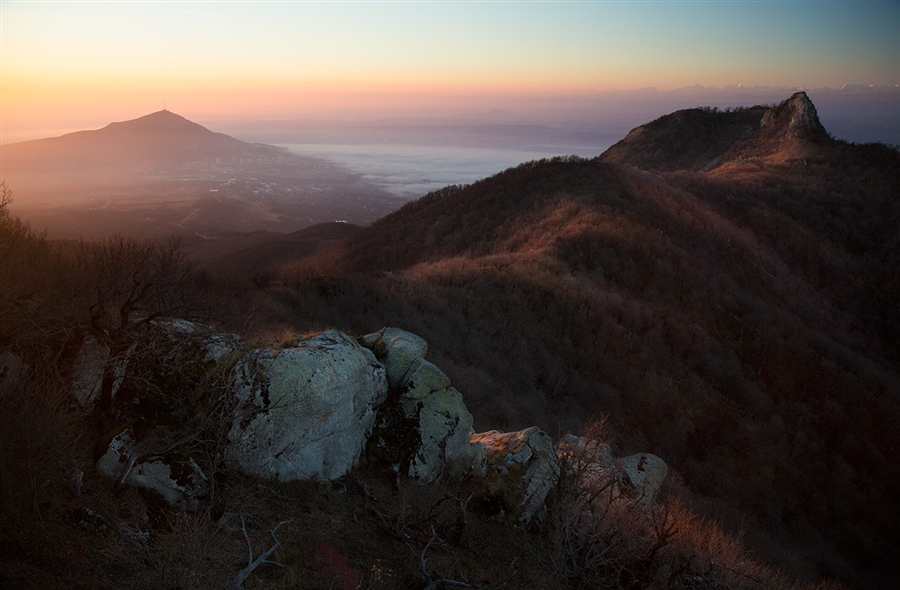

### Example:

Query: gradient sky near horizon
xmin=1 ymin=0 xmax=898 ymax=143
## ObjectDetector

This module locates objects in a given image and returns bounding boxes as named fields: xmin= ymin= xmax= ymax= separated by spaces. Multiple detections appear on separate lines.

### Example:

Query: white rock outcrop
xmin=96 ymin=430 xmax=208 ymax=511
xmin=362 ymin=327 xmax=428 ymax=388
xmin=471 ymin=426 xmax=561 ymax=523
xmin=399 ymin=358 xmax=486 ymax=482
xmin=226 ymin=330 xmax=388 ymax=481
xmin=620 ymin=453 xmax=668 ymax=504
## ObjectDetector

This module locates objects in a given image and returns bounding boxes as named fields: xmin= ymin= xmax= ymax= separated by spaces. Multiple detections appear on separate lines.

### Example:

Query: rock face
xmin=760 ymin=91 xmax=827 ymax=140
xmin=96 ymin=430 xmax=208 ymax=511
xmin=227 ymin=330 xmax=388 ymax=481
xmin=620 ymin=453 xmax=668 ymax=504
xmin=364 ymin=328 xmax=487 ymax=484
xmin=471 ymin=427 xmax=561 ymax=523
xmin=363 ymin=327 xmax=428 ymax=388
xmin=398 ymin=358 xmax=486 ymax=482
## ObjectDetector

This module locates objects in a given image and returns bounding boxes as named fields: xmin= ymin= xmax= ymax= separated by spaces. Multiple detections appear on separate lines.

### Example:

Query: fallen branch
xmin=228 ymin=515 xmax=292 ymax=590
xmin=421 ymin=526 xmax=481 ymax=590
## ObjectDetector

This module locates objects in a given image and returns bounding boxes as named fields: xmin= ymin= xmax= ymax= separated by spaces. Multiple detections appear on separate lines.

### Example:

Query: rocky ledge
xmin=65 ymin=322 xmax=668 ymax=522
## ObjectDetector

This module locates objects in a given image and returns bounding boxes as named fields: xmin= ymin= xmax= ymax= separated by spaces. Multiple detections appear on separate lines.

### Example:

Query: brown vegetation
xmin=243 ymin=120 xmax=897 ymax=587
xmin=1 ymin=95 xmax=897 ymax=588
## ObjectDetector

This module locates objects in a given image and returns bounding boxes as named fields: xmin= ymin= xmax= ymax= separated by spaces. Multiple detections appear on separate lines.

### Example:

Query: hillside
xmin=243 ymin=93 xmax=899 ymax=587
xmin=1 ymin=93 xmax=897 ymax=589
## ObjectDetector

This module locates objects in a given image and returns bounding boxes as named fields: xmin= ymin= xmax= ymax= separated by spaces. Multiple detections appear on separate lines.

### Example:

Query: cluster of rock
xmin=81 ymin=323 xmax=666 ymax=521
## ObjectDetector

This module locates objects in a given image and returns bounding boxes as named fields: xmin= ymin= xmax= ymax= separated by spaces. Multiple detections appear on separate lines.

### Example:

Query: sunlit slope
xmin=276 ymin=94 xmax=899 ymax=586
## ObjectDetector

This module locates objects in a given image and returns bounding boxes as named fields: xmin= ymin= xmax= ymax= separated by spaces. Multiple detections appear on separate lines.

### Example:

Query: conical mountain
xmin=2 ymin=110 xmax=283 ymax=179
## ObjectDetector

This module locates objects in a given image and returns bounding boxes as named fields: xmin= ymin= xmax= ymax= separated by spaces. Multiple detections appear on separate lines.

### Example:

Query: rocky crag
xmin=61 ymin=322 xmax=668 ymax=524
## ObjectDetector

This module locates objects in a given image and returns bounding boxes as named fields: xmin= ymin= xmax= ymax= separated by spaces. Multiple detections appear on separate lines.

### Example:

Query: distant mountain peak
xmin=598 ymin=92 xmax=839 ymax=172
xmin=760 ymin=91 xmax=827 ymax=140
xmin=3 ymin=109 xmax=277 ymax=180
xmin=99 ymin=109 xmax=213 ymax=136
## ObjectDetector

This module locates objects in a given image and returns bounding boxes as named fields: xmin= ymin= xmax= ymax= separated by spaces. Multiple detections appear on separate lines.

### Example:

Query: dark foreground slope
xmin=248 ymin=94 xmax=900 ymax=587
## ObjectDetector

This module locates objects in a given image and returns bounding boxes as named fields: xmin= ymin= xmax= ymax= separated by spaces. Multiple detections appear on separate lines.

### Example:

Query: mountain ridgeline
xmin=253 ymin=93 xmax=898 ymax=586
xmin=1 ymin=93 xmax=898 ymax=588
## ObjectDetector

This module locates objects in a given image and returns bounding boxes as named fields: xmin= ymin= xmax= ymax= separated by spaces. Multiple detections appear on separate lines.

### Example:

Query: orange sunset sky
xmin=1 ymin=0 xmax=898 ymax=143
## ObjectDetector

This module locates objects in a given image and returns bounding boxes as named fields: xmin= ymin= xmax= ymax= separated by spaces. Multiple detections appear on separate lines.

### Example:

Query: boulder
xmin=71 ymin=335 xmax=116 ymax=407
xmin=397 ymin=358 xmax=485 ymax=483
xmin=73 ymin=321 xmax=238 ymax=409
xmin=161 ymin=319 xmax=239 ymax=363
xmin=96 ymin=430 xmax=208 ymax=511
xmin=555 ymin=433 xmax=614 ymax=470
xmin=471 ymin=427 xmax=560 ymax=524
xmin=556 ymin=436 xmax=668 ymax=505
xmin=620 ymin=453 xmax=668 ymax=504
xmin=227 ymin=330 xmax=388 ymax=481
xmin=362 ymin=327 xmax=428 ymax=388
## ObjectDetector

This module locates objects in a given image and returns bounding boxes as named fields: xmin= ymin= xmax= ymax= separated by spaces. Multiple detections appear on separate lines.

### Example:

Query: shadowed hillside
xmin=1 ymin=93 xmax=897 ymax=589
xmin=243 ymin=94 xmax=899 ymax=587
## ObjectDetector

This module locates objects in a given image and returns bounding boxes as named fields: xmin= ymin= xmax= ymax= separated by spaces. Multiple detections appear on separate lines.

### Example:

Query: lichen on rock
xmin=471 ymin=426 xmax=561 ymax=524
xmin=226 ymin=329 xmax=388 ymax=482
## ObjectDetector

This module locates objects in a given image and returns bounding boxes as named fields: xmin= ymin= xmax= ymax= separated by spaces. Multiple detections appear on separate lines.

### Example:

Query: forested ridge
xmin=257 ymin=95 xmax=900 ymax=586
xmin=1 ymin=93 xmax=898 ymax=588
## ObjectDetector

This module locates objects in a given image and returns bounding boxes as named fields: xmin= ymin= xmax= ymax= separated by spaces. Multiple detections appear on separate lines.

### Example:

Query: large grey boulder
xmin=227 ymin=330 xmax=388 ymax=481
xmin=96 ymin=430 xmax=208 ymax=511
xmin=399 ymin=358 xmax=485 ymax=482
xmin=362 ymin=327 xmax=428 ymax=388
xmin=471 ymin=427 xmax=561 ymax=524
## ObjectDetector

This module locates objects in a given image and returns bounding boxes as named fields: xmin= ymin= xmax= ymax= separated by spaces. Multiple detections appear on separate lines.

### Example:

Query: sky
xmin=1 ymin=0 xmax=898 ymax=143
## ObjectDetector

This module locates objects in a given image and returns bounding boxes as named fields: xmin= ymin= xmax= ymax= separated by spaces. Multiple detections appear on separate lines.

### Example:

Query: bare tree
xmin=78 ymin=235 xmax=199 ymax=415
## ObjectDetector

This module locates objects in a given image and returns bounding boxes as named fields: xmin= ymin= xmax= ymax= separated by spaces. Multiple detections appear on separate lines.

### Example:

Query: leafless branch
xmin=227 ymin=515 xmax=292 ymax=590
xmin=420 ymin=525 xmax=483 ymax=590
